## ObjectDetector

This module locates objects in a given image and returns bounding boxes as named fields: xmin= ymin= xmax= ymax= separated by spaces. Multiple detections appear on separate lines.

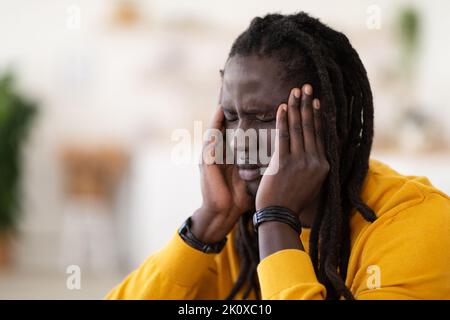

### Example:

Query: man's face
xmin=220 ymin=55 xmax=306 ymax=196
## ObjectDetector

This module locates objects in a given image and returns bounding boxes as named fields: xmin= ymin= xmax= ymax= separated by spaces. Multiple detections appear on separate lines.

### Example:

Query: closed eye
xmin=224 ymin=110 xmax=238 ymax=122
xmin=256 ymin=113 xmax=276 ymax=123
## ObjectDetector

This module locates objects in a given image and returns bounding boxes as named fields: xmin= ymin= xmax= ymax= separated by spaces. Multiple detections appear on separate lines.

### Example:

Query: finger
xmin=201 ymin=107 xmax=225 ymax=166
xmin=287 ymin=87 xmax=304 ymax=154
xmin=313 ymin=99 xmax=326 ymax=156
xmin=301 ymin=84 xmax=317 ymax=155
xmin=275 ymin=103 xmax=289 ymax=156
xmin=204 ymin=107 xmax=225 ymax=148
xmin=209 ymin=106 xmax=225 ymax=130
xmin=202 ymin=143 xmax=216 ymax=165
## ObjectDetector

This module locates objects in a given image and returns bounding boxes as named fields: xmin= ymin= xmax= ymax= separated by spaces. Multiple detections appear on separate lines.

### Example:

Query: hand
xmin=255 ymin=84 xmax=329 ymax=216
xmin=191 ymin=107 xmax=253 ymax=243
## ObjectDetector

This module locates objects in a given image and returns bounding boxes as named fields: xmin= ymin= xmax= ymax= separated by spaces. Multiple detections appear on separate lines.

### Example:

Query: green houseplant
xmin=0 ymin=71 xmax=37 ymax=265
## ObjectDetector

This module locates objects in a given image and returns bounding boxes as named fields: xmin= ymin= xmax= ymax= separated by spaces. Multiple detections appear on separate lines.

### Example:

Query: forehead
xmin=221 ymin=55 xmax=295 ymax=111
xmin=223 ymin=55 xmax=282 ymax=82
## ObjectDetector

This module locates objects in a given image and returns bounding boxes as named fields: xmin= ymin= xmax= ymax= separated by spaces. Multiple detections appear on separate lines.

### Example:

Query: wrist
xmin=191 ymin=207 xmax=228 ymax=243
xmin=258 ymin=220 xmax=304 ymax=260
xmin=259 ymin=221 xmax=301 ymax=243
xmin=178 ymin=216 xmax=227 ymax=254
xmin=253 ymin=206 xmax=302 ymax=234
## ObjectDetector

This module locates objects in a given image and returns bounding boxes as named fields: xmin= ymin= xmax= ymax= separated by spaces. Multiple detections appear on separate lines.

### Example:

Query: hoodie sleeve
xmin=257 ymin=249 xmax=326 ymax=300
xmin=106 ymin=230 xmax=219 ymax=299
xmin=257 ymin=191 xmax=450 ymax=300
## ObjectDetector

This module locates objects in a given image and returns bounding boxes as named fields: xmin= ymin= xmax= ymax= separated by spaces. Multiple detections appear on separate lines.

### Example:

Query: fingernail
xmin=303 ymin=84 xmax=312 ymax=95
xmin=293 ymin=88 xmax=300 ymax=98
xmin=313 ymin=99 xmax=320 ymax=110
xmin=281 ymin=104 xmax=287 ymax=111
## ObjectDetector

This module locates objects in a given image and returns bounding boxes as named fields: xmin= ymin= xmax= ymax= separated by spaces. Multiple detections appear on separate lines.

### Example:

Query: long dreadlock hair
xmin=224 ymin=12 xmax=377 ymax=300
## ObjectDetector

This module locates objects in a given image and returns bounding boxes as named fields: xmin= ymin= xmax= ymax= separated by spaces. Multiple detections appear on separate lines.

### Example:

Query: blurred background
xmin=0 ymin=0 xmax=449 ymax=299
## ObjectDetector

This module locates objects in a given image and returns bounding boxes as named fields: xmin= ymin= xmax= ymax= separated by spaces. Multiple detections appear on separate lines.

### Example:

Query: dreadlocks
xmin=224 ymin=12 xmax=377 ymax=300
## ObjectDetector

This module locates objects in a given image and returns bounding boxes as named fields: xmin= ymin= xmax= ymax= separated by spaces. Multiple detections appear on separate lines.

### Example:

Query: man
xmin=107 ymin=12 xmax=450 ymax=300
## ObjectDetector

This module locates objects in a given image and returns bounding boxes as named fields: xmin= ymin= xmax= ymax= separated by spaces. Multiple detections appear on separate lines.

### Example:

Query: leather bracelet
xmin=252 ymin=206 xmax=302 ymax=234
xmin=178 ymin=216 xmax=227 ymax=254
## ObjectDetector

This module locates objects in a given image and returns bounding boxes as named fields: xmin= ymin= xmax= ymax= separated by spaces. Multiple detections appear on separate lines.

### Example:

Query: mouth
xmin=237 ymin=164 xmax=262 ymax=181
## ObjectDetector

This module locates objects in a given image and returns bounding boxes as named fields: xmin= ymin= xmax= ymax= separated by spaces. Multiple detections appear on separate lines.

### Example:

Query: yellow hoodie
xmin=106 ymin=159 xmax=450 ymax=300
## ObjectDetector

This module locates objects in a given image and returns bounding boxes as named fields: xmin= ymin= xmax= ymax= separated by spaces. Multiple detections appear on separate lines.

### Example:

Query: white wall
xmin=0 ymin=0 xmax=448 ymax=275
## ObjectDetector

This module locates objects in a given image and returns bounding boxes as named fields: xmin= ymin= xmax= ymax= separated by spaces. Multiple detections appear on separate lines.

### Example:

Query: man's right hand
xmin=190 ymin=107 xmax=253 ymax=244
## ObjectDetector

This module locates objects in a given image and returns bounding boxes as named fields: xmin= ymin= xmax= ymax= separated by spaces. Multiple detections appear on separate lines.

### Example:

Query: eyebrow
xmin=221 ymin=97 xmax=278 ymax=113
xmin=221 ymin=105 xmax=236 ymax=112
xmin=222 ymin=103 xmax=274 ymax=114
xmin=242 ymin=98 xmax=277 ymax=113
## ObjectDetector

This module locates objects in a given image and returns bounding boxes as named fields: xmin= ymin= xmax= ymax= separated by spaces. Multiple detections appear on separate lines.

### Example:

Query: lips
xmin=237 ymin=165 xmax=262 ymax=181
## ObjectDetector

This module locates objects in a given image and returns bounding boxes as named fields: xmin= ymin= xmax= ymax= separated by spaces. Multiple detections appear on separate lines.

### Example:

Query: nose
xmin=231 ymin=119 xmax=259 ymax=165
xmin=233 ymin=119 xmax=250 ymax=153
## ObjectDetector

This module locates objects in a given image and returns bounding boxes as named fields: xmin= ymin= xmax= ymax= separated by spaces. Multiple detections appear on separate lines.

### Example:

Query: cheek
xmin=224 ymin=120 xmax=237 ymax=130
xmin=257 ymin=122 xmax=276 ymax=156
xmin=224 ymin=120 xmax=237 ymax=148
xmin=224 ymin=121 xmax=276 ymax=161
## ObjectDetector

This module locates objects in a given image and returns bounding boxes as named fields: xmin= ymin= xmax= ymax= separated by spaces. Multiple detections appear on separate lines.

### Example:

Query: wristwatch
xmin=178 ymin=216 xmax=227 ymax=254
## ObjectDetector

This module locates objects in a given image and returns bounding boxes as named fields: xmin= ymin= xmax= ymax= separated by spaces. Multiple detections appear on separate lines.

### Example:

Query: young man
xmin=107 ymin=12 xmax=450 ymax=300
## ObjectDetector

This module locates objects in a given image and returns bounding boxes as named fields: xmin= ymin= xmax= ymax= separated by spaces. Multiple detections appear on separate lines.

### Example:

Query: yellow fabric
xmin=106 ymin=159 xmax=450 ymax=300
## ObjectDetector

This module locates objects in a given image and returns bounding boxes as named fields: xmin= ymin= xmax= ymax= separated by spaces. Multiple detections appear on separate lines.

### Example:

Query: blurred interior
xmin=0 ymin=0 xmax=449 ymax=299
